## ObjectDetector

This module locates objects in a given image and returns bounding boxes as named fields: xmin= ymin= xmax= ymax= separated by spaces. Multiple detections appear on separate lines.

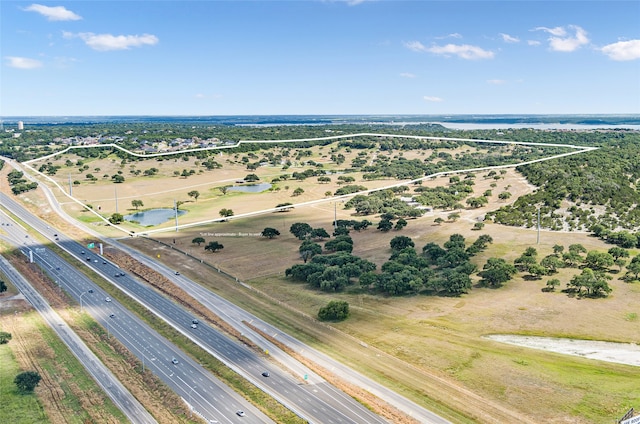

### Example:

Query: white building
xmin=17 ymin=121 xmax=24 ymax=130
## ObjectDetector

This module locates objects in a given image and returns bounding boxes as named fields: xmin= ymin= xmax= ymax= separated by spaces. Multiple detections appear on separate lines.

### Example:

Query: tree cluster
xmin=7 ymin=170 xmax=38 ymax=195
xmin=382 ymin=234 xmax=490 ymax=296
xmin=318 ymin=300 xmax=350 ymax=322
xmin=488 ymin=132 xmax=640 ymax=233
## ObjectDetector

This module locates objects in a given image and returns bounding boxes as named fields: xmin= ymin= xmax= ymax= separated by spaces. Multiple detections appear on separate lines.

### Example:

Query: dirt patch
xmin=485 ymin=335 xmax=640 ymax=367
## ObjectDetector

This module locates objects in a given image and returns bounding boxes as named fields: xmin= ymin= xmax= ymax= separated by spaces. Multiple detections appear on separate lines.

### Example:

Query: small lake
xmin=125 ymin=208 xmax=187 ymax=226
xmin=228 ymin=183 xmax=272 ymax=193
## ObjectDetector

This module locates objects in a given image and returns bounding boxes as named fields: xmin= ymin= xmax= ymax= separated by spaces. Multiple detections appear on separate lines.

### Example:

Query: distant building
xmin=17 ymin=121 xmax=24 ymax=130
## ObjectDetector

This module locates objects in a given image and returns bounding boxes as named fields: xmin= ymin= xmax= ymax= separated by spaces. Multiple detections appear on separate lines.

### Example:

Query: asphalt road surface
xmin=0 ymin=195 xmax=272 ymax=424
xmin=0 ymin=249 xmax=157 ymax=424
xmin=3 ymin=183 xmax=449 ymax=423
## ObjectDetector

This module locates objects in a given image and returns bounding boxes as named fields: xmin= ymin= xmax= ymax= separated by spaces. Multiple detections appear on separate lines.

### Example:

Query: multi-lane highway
xmin=1 ymin=181 xmax=454 ymax=423
xmin=119 ymin=241 xmax=452 ymax=424
xmin=0 ymin=194 xmax=272 ymax=424
xmin=0 ymin=248 xmax=157 ymax=424
xmin=2 ymin=192 xmax=391 ymax=423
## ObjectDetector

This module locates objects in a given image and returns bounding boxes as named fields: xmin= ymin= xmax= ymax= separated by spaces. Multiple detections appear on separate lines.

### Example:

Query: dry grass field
xmin=18 ymin=142 xmax=640 ymax=423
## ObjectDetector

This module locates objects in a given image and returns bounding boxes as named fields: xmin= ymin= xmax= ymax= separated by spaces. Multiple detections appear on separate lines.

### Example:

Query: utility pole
xmin=174 ymin=199 xmax=178 ymax=232
xmin=537 ymin=207 xmax=540 ymax=244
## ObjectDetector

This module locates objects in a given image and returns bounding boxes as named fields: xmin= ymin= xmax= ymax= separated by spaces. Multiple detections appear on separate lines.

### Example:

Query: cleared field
xmin=19 ymin=141 xmax=640 ymax=423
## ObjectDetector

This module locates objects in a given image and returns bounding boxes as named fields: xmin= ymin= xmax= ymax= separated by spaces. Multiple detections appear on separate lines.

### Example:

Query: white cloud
xmin=24 ymin=4 xmax=81 ymax=21
xmin=404 ymin=41 xmax=426 ymax=52
xmin=487 ymin=79 xmax=507 ymax=85
xmin=64 ymin=32 xmax=159 ymax=51
xmin=405 ymin=41 xmax=494 ymax=59
xmin=527 ymin=40 xmax=541 ymax=46
xmin=423 ymin=96 xmax=443 ymax=102
xmin=426 ymin=43 xmax=495 ymax=60
xmin=436 ymin=33 xmax=462 ymax=40
xmin=600 ymin=39 xmax=640 ymax=61
xmin=534 ymin=25 xmax=589 ymax=52
xmin=534 ymin=26 xmax=567 ymax=37
xmin=5 ymin=56 xmax=43 ymax=69
xmin=499 ymin=33 xmax=519 ymax=43
xmin=399 ymin=72 xmax=416 ymax=78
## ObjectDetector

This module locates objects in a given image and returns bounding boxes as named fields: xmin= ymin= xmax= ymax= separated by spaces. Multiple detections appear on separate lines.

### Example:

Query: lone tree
xmin=14 ymin=371 xmax=41 ymax=393
xmin=261 ymin=227 xmax=281 ymax=239
xmin=112 ymin=174 xmax=125 ymax=183
xmin=192 ymin=237 xmax=205 ymax=246
xmin=204 ymin=241 xmax=224 ymax=253
xmin=275 ymin=202 xmax=294 ymax=212
xmin=187 ymin=190 xmax=200 ymax=202
xmin=108 ymin=213 xmax=124 ymax=224
xmin=219 ymin=208 xmax=234 ymax=218
xmin=131 ymin=199 xmax=144 ymax=210
xmin=545 ymin=278 xmax=561 ymax=292
xmin=394 ymin=218 xmax=407 ymax=230
xmin=0 ymin=280 xmax=6 ymax=293
xmin=390 ymin=235 xmax=414 ymax=252
xmin=290 ymin=222 xmax=312 ymax=240
xmin=0 ymin=331 xmax=11 ymax=344
xmin=447 ymin=212 xmax=461 ymax=222
xmin=377 ymin=219 xmax=393 ymax=232
xmin=318 ymin=300 xmax=350 ymax=322
xmin=478 ymin=257 xmax=517 ymax=287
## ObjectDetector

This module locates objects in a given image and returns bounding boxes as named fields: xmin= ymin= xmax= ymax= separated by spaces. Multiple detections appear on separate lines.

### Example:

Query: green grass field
xmin=0 ymin=340 xmax=47 ymax=423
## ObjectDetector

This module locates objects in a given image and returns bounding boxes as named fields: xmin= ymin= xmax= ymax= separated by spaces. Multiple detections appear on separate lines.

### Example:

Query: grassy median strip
xmin=29 ymin=243 xmax=304 ymax=423
xmin=92 ymin=277 xmax=305 ymax=424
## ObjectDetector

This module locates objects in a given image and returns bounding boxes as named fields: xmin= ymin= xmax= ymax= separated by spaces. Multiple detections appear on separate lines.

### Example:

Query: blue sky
xmin=2 ymin=1 xmax=639 ymax=116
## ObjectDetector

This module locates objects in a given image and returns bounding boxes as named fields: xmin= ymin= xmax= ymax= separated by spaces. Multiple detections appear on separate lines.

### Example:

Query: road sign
xmin=620 ymin=408 xmax=635 ymax=423
xmin=87 ymin=242 xmax=95 ymax=248
xmin=621 ymin=416 xmax=640 ymax=424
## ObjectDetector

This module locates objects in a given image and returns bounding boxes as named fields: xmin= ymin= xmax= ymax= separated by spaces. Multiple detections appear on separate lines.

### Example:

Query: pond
xmin=125 ymin=208 xmax=187 ymax=226
xmin=228 ymin=183 xmax=272 ymax=193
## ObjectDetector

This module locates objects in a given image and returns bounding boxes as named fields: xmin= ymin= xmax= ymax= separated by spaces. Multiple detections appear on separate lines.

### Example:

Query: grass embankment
xmin=0 ymin=309 xmax=126 ymax=424
xmin=0 ymin=329 xmax=47 ymax=424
